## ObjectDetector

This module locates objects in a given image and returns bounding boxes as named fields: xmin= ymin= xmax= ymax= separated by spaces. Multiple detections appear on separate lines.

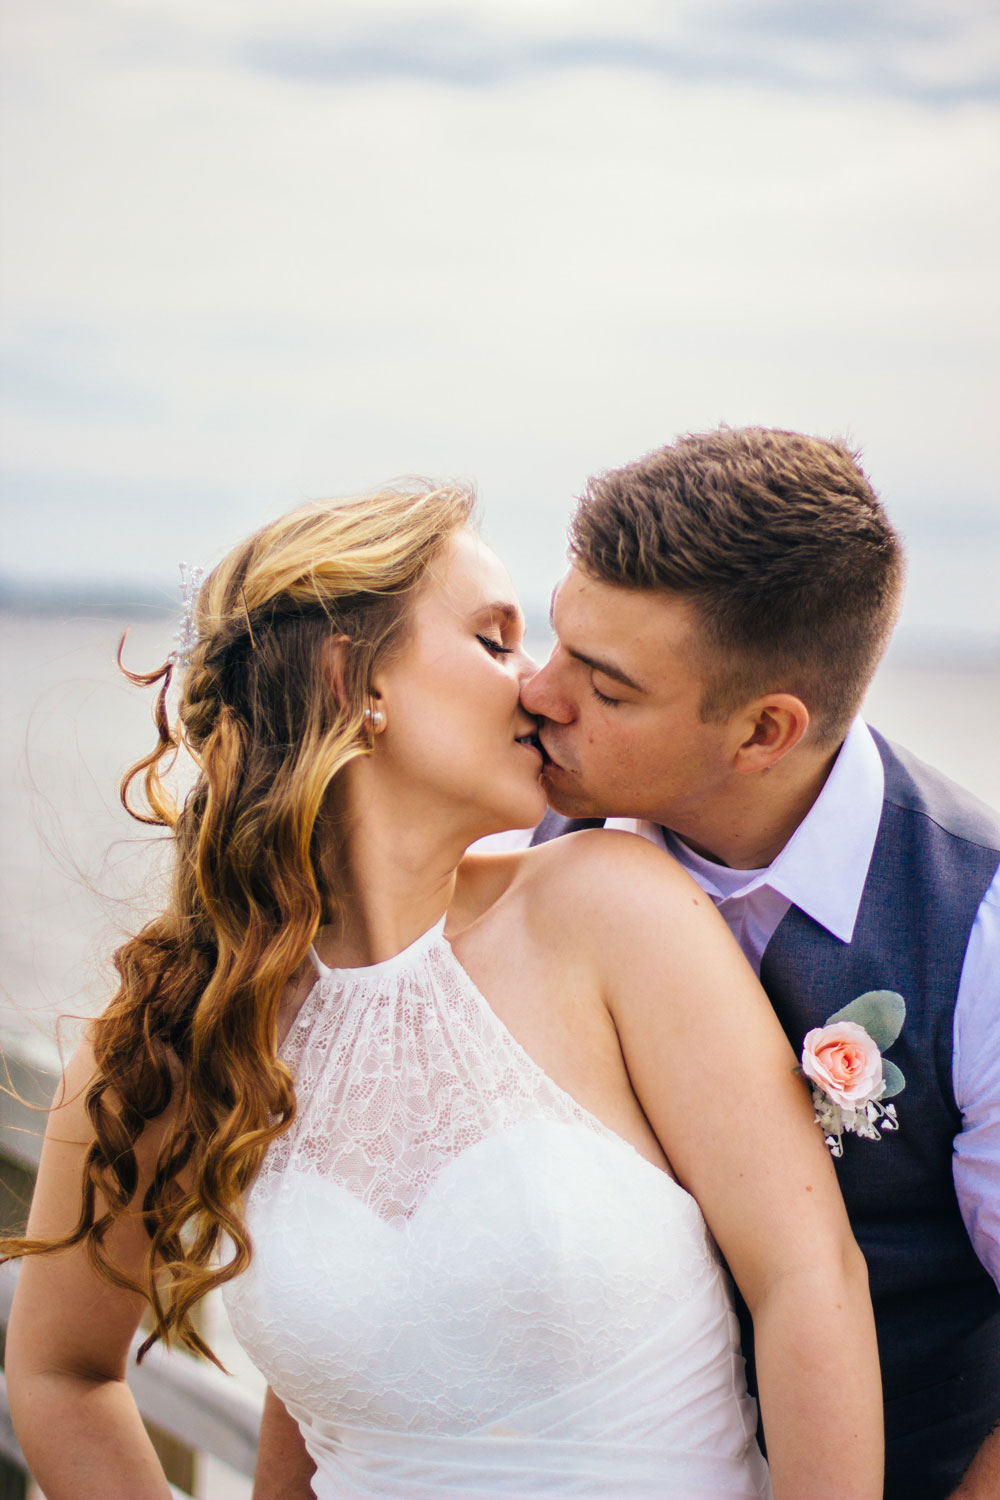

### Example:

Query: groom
xmin=520 ymin=426 xmax=1000 ymax=1500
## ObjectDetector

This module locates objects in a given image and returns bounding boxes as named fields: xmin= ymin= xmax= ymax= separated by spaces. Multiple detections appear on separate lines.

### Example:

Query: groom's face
xmin=521 ymin=567 xmax=735 ymax=827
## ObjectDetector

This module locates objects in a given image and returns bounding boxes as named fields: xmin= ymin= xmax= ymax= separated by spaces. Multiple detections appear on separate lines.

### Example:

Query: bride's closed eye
xmin=477 ymin=634 xmax=514 ymax=657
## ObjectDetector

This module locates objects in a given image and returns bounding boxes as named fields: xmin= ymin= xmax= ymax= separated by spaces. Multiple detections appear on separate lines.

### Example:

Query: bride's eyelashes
xmin=477 ymin=634 xmax=514 ymax=657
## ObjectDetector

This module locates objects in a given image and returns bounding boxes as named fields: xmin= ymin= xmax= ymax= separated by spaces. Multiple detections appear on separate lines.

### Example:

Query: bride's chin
xmin=471 ymin=784 xmax=547 ymax=844
xmin=515 ymin=778 xmax=548 ymax=827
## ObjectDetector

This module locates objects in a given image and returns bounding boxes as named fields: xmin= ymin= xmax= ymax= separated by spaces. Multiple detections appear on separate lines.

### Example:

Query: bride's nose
xmin=516 ymin=644 xmax=539 ymax=683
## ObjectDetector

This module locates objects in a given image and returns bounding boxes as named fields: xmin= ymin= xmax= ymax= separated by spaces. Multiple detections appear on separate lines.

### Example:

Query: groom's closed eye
xmin=567 ymin=648 xmax=645 ymax=696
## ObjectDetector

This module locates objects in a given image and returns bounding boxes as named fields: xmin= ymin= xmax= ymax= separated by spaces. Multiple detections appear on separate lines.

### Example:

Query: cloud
xmin=8 ymin=0 xmax=999 ymax=103
xmin=235 ymin=1 xmax=1000 ymax=105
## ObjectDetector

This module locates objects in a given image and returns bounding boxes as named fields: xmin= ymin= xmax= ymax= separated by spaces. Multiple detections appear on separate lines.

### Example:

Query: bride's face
xmin=370 ymin=527 xmax=545 ymax=839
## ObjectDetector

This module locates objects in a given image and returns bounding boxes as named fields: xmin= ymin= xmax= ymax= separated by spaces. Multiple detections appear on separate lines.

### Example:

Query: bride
xmin=4 ymin=483 xmax=882 ymax=1499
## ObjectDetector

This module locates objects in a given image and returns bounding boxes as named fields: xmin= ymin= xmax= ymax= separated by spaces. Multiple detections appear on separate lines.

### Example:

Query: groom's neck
xmin=662 ymin=743 xmax=842 ymax=871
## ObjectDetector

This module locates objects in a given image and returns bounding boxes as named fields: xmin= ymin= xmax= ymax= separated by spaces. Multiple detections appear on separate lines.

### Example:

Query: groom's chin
xmin=541 ymin=771 xmax=605 ymax=821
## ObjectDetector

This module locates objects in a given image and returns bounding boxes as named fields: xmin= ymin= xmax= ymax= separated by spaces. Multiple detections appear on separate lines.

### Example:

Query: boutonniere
xmin=798 ymin=991 xmax=906 ymax=1158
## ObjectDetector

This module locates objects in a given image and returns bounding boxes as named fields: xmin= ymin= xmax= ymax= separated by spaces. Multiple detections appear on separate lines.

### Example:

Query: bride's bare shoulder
xmin=454 ymin=844 xmax=533 ymax=923
xmin=461 ymin=828 xmax=703 ymax=942
xmin=532 ymin=826 xmax=693 ymax=887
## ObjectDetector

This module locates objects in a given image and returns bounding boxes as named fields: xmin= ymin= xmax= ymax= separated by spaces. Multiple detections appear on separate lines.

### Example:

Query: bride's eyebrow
xmin=476 ymin=601 xmax=522 ymax=632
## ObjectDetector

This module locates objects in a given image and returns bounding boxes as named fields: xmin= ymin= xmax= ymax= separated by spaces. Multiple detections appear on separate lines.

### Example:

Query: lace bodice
xmin=264 ymin=916 xmax=613 ymax=1229
xmin=223 ymin=918 xmax=771 ymax=1498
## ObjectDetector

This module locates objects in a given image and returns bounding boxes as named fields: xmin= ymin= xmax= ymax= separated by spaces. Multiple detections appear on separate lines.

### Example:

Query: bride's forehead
xmin=422 ymin=528 xmax=516 ymax=612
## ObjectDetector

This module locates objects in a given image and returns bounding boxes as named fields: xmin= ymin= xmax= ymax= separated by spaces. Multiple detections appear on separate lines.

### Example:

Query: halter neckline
xmin=308 ymin=913 xmax=448 ymax=982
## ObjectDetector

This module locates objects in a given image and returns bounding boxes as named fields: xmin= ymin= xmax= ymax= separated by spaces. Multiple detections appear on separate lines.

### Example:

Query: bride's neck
xmin=314 ymin=786 xmax=467 ymax=971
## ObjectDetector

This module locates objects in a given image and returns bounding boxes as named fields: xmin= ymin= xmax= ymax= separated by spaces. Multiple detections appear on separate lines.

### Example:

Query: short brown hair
xmin=570 ymin=426 xmax=904 ymax=745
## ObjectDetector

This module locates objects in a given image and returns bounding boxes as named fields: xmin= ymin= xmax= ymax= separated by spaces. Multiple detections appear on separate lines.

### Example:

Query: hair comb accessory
xmin=170 ymin=562 xmax=204 ymax=668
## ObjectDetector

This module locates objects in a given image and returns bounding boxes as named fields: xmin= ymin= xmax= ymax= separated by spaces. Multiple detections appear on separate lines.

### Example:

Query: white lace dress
xmin=223 ymin=918 xmax=772 ymax=1499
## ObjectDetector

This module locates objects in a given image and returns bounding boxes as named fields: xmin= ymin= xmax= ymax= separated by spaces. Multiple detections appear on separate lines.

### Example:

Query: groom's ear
xmin=732 ymin=694 xmax=810 ymax=773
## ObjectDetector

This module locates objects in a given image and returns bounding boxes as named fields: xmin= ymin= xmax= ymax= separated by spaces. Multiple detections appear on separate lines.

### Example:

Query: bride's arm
xmin=564 ymin=832 xmax=883 ymax=1500
xmin=253 ymin=1386 xmax=316 ymax=1499
xmin=5 ymin=1041 xmax=175 ymax=1500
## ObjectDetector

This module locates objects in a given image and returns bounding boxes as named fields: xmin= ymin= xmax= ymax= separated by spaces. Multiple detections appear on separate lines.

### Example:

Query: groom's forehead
xmin=553 ymin=566 xmax=689 ymax=632
xmin=551 ymin=567 xmax=703 ymax=674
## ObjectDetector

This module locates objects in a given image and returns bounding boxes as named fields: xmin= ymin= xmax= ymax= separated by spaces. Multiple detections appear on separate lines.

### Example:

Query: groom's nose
xmin=520 ymin=651 xmax=574 ymax=723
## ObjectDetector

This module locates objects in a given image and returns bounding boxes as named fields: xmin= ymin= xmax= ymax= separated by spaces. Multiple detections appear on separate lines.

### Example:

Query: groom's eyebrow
xmin=567 ymin=647 xmax=645 ymax=694
xmin=547 ymin=589 xmax=645 ymax=692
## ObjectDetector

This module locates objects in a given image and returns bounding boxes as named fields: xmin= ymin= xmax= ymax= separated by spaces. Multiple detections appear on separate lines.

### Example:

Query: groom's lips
xmin=536 ymin=732 xmax=562 ymax=772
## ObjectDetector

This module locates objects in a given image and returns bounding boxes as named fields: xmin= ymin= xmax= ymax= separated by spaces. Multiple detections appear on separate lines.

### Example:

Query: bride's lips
xmin=535 ymin=731 xmax=561 ymax=772
xmin=514 ymin=725 xmax=543 ymax=760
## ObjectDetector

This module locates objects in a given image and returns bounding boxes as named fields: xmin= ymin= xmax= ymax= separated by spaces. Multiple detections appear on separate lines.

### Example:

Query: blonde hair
xmin=2 ymin=482 xmax=475 ymax=1361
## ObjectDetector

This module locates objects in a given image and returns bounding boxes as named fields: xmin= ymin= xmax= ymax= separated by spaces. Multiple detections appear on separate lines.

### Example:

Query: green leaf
xmin=825 ymin=990 xmax=906 ymax=1052
xmin=880 ymin=1059 xmax=906 ymax=1099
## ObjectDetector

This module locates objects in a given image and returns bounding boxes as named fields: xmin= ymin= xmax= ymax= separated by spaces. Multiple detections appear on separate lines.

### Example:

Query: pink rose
xmin=801 ymin=1021 xmax=884 ymax=1110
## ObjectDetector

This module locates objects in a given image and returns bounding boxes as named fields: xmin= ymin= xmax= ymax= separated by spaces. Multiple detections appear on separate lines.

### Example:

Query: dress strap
xmin=308 ymin=944 xmax=332 ymax=978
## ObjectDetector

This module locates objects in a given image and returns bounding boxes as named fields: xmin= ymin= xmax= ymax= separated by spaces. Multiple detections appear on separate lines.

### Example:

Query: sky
xmin=1 ymin=0 xmax=999 ymax=651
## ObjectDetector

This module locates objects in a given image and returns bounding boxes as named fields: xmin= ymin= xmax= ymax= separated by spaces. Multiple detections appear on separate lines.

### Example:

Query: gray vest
xmin=757 ymin=730 xmax=1000 ymax=1499
xmin=533 ymin=733 xmax=1000 ymax=1499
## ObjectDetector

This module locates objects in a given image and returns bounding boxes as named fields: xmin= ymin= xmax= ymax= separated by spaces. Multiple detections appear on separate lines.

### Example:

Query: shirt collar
xmin=663 ymin=717 xmax=884 ymax=944
xmin=730 ymin=718 xmax=884 ymax=941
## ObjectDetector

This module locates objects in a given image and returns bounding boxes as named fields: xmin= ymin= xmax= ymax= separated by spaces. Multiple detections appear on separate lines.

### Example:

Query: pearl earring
xmin=364 ymin=703 xmax=385 ymax=731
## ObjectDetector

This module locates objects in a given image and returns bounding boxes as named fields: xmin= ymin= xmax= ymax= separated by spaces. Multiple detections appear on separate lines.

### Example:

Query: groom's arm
xmin=948 ymin=873 xmax=1000 ymax=1496
xmin=951 ymin=870 xmax=1000 ymax=1288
